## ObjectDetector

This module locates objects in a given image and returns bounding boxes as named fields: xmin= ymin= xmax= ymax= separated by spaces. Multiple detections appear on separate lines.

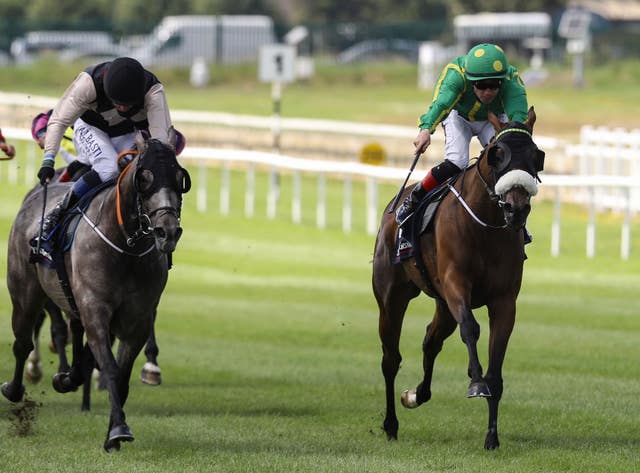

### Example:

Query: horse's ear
xmin=135 ymin=132 xmax=147 ymax=154
xmin=487 ymin=112 xmax=503 ymax=133
xmin=167 ymin=127 xmax=177 ymax=152
xmin=524 ymin=106 xmax=536 ymax=131
xmin=486 ymin=143 xmax=502 ymax=166
xmin=486 ymin=142 xmax=511 ymax=174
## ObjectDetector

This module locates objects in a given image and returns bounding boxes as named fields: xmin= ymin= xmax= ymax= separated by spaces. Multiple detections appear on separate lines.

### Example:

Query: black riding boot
xmin=31 ymin=189 xmax=78 ymax=248
xmin=395 ymin=182 xmax=427 ymax=226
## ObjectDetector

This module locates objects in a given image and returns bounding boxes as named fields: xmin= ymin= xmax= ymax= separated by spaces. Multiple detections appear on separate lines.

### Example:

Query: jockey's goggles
xmin=472 ymin=80 xmax=502 ymax=90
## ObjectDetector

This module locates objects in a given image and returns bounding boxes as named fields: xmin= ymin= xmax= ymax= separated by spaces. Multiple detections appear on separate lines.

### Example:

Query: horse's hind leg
xmin=52 ymin=317 xmax=85 ymax=394
xmin=45 ymin=300 xmax=70 ymax=373
xmin=401 ymin=298 xmax=457 ymax=408
xmin=375 ymin=275 xmax=419 ymax=440
xmin=2 ymin=304 xmax=42 ymax=403
xmin=140 ymin=309 xmax=161 ymax=386
xmin=25 ymin=310 xmax=46 ymax=383
xmin=482 ymin=298 xmax=516 ymax=450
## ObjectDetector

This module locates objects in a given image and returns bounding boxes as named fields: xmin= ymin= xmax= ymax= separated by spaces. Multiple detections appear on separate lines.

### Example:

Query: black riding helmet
xmin=104 ymin=57 xmax=146 ymax=106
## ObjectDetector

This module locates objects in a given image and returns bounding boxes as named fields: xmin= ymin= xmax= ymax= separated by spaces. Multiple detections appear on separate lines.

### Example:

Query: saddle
xmin=392 ymin=174 xmax=458 ymax=264
xmin=29 ymin=179 xmax=116 ymax=269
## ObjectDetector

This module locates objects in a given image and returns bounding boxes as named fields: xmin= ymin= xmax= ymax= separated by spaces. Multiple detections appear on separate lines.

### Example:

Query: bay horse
xmin=373 ymin=107 xmax=544 ymax=449
xmin=2 ymin=135 xmax=191 ymax=451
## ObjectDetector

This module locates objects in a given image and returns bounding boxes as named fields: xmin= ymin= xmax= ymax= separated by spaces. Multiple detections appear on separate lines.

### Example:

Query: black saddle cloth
xmin=392 ymin=175 xmax=458 ymax=264
xmin=29 ymin=179 xmax=116 ymax=268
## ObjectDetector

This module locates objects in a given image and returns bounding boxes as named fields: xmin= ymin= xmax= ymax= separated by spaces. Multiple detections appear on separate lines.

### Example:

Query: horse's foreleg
xmin=441 ymin=279 xmax=488 ymax=397
xmin=483 ymin=299 xmax=516 ymax=450
xmin=100 ymin=336 xmax=147 ymax=452
xmin=117 ymin=339 xmax=146 ymax=407
xmin=459 ymin=307 xmax=489 ymax=398
xmin=404 ymin=298 xmax=458 ymax=408
xmin=82 ymin=319 xmax=131 ymax=452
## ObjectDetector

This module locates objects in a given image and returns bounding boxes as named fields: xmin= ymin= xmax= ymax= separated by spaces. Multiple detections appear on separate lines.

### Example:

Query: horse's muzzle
xmin=153 ymin=226 xmax=183 ymax=253
xmin=500 ymin=187 xmax=531 ymax=230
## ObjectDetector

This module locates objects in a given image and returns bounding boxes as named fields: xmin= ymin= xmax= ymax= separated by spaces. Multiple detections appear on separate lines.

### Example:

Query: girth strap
xmin=52 ymin=248 xmax=80 ymax=319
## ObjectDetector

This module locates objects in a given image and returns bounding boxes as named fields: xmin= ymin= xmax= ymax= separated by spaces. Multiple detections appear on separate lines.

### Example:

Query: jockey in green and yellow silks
xmin=396 ymin=43 xmax=529 ymax=226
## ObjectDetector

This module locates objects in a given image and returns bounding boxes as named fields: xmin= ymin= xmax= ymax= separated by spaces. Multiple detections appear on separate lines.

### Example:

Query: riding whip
xmin=36 ymin=182 xmax=48 ymax=257
xmin=387 ymin=150 xmax=421 ymax=213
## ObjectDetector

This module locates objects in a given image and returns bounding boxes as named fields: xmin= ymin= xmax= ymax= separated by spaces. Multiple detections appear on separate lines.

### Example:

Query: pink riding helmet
xmin=31 ymin=109 xmax=53 ymax=141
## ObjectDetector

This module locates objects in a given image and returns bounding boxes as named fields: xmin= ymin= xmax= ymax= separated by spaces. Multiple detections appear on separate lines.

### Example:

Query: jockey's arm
xmin=144 ymin=83 xmax=173 ymax=144
xmin=44 ymin=72 xmax=96 ymax=161
xmin=502 ymin=69 xmax=529 ymax=122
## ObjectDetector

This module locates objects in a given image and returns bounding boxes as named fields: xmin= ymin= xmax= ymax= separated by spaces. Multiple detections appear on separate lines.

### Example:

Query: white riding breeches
xmin=441 ymin=109 xmax=507 ymax=169
xmin=72 ymin=118 xmax=136 ymax=182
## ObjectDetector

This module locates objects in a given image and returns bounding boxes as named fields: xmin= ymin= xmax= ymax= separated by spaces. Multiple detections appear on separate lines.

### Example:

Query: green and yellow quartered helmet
xmin=464 ymin=44 xmax=508 ymax=81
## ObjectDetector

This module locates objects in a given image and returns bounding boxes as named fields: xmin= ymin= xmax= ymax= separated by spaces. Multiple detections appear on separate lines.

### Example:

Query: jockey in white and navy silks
xmin=33 ymin=57 xmax=180 ymax=244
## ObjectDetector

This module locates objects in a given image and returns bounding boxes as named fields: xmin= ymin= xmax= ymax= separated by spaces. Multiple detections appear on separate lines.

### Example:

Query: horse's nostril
xmin=154 ymin=228 xmax=166 ymax=239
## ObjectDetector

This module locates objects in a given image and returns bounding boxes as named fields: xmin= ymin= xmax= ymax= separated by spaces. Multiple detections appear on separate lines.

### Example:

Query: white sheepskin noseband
xmin=494 ymin=169 xmax=538 ymax=196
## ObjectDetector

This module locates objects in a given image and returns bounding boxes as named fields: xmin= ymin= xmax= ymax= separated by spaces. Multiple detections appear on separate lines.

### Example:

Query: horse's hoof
xmin=383 ymin=417 xmax=399 ymax=440
xmin=467 ymin=381 xmax=491 ymax=398
xmin=108 ymin=424 xmax=134 ymax=444
xmin=140 ymin=362 xmax=162 ymax=386
xmin=1 ymin=382 xmax=25 ymax=403
xmin=400 ymin=389 xmax=419 ymax=408
xmin=52 ymin=373 xmax=78 ymax=393
xmin=25 ymin=361 xmax=43 ymax=384
xmin=104 ymin=439 xmax=121 ymax=453
xmin=484 ymin=429 xmax=500 ymax=450
xmin=385 ymin=431 xmax=398 ymax=441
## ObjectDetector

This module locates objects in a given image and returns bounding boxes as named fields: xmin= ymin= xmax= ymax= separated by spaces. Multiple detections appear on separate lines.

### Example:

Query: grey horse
xmin=2 ymin=135 xmax=190 ymax=451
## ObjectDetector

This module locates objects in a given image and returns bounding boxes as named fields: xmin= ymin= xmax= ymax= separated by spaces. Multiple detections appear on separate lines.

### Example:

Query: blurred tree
xmin=308 ymin=0 xmax=380 ymax=22
xmin=0 ymin=0 xmax=25 ymax=18
xmin=111 ymin=0 xmax=193 ymax=34
xmin=25 ymin=0 xmax=112 ymax=25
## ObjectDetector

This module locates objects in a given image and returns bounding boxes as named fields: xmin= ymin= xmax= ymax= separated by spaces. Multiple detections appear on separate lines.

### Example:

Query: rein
xmin=446 ymin=181 xmax=507 ymax=229
xmin=79 ymin=207 xmax=155 ymax=257
xmin=116 ymin=160 xmax=155 ymax=247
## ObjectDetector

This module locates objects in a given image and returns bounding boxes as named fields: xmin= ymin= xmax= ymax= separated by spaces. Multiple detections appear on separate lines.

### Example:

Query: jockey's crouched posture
xmin=395 ymin=43 xmax=530 ymax=244
xmin=31 ymin=57 xmax=185 ymax=256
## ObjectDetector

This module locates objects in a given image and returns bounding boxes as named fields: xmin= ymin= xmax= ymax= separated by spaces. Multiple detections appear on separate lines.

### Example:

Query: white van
xmin=130 ymin=15 xmax=275 ymax=68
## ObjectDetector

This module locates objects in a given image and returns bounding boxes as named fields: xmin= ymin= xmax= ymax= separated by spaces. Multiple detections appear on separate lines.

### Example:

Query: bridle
xmin=446 ymin=126 xmax=535 ymax=229
xmin=117 ymin=153 xmax=187 ymax=247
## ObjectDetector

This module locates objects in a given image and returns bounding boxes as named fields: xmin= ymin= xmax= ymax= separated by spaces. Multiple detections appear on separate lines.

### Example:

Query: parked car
xmin=10 ymin=30 xmax=122 ymax=65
